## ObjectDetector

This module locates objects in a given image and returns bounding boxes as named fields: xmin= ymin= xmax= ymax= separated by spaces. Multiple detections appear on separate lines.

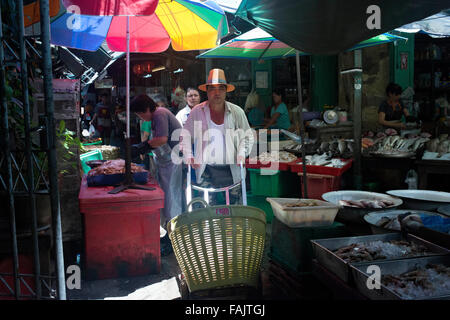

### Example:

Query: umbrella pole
xmin=109 ymin=16 xmax=155 ymax=194
xmin=353 ymin=49 xmax=363 ymax=190
xmin=296 ymin=50 xmax=308 ymax=198
xmin=124 ymin=15 xmax=132 ymax=184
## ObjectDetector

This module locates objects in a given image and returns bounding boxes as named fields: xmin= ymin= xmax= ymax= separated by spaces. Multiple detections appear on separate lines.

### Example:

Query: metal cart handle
xmin=186 ymin=162 xmax=247 ymax=212
xmin=186 ymin=198 xmax=209 ymax=210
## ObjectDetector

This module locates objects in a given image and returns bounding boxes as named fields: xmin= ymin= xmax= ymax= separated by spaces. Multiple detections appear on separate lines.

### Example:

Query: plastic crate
xmin=290 ymin=159 xmax=353 ymax=176
xmin=269 ymin=216 xmax=348 ymax=273
xmin=298 ymin=173 xmax=341 ymax=200
xmin=247 ymin=192 xmax=274 ymax=223
xmin=80 ymin=149 xmax=103 ymax=174
xmin=248 ymin=168 xmax=300 ymax=197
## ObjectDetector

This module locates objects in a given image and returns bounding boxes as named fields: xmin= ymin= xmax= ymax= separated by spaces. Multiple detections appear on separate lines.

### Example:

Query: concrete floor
xmin=66 ymin=223 xmax=273 ymax=300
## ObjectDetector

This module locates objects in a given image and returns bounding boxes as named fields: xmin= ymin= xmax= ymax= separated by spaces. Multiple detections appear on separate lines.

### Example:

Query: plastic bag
xmin=88 ymin=124 xmax=96 ymax=137
xmin=404 ymin=169 xmax=418 ymax=189
xmin=244 ymin=90 xmax=259 ymax=111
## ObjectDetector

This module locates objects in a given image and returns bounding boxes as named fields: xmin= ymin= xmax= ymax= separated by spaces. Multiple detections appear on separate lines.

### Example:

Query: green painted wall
xmin=389 ymin=31 xmax=415 ymax=90
xmin=310 ymin=55 xmax=338 ymax=111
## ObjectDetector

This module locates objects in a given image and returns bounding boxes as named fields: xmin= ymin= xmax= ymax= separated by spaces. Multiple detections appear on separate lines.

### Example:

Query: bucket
xmin=338 ymin=111 xmax=348 ymax=123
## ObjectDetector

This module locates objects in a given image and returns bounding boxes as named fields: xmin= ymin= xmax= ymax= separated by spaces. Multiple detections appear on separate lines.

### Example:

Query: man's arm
xmin=148 ymin=136 xmax=168 ymax=148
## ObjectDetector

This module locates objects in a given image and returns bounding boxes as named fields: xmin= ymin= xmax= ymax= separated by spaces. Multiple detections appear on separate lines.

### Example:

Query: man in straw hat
xmin=181 ymin=68 xmax=254 ymax=205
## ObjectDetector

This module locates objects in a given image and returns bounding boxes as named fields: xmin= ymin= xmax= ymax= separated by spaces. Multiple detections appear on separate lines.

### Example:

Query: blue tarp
xmin=420 ymin=214 xmax=450 ymax=234
xmin=396 ymin=12 xmax=450 ymax=38
xmin=51 ymin=13 xmax=112 ymax=51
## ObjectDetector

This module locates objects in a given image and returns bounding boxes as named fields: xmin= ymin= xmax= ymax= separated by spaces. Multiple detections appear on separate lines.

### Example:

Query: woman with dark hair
xmin=378 ymin=82 xmax=410 ymax=129
xmin=263 ymin=88 xmax=291 ymax=130
xmin=176 ymin=87 xmax=201 ymax=126
xmin=154 ymin=94 xmax=178 ymax=115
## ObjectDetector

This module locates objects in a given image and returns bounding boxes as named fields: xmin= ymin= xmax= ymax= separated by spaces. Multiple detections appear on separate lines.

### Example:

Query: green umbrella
xmin=234 ymin=0 xmax=447 ymax=55
xmin=197 ymin=27 xmax=406 ymax=59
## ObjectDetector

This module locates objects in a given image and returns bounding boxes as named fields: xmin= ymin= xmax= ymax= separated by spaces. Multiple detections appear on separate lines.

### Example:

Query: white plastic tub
xmin=266 ymin=198 xmax=340 ymax=227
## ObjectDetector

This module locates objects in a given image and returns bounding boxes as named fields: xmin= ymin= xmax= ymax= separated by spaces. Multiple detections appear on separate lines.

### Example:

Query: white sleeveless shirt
xmin=207 ymin=117 xmax=226 ymax=165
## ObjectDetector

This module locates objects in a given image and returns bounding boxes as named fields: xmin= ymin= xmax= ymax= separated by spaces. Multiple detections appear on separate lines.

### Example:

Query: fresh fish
xmin=382 ymin=136 xmax=393 ymax=149
xmin=403 ymin=138 xmax=418 ymax=151
xmin=437 ymin=140 xmax=450 ymax=157
xmin=397 ymin=139 xmax=408 ymax=150
xmin=390 ymin=135 xmax=400 ymax=147
xmin=427 ymin=138 xmax=440 ymax=153
xmin=412 ymin=138 xmax=429 ymax=152
xmin=338 ymin=140 xmax=347 ymax=154
xmin=393 ymin=138 xmax=404 ymax=149
xmin=347 ymin=141 xmax=354 ymax=153
xmin=329 ymin=140 xmax=338 ymax=151
xmin=319 ymin=141 xmax=329 ymax=154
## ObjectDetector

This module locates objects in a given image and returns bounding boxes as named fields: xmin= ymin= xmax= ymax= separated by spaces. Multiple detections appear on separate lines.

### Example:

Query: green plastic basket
xmin=80 ymin=149 xmax=103 ymax=174
xmin=168 ymin=198 xmax=266 ymax=293
xmin=82 ymin=140 xmax=102 ymax=146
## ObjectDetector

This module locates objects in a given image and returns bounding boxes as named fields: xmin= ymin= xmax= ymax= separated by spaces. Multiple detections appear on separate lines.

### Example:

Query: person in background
xmin=111 ymin=98 xmax=126 ymax=157
xmin=181 ymin=68 xmax=254 ymax=206
xmin=130 ymin=95 xmax=182 ymax=255
xmin=81 ymin=100 xmax=94 ymax=131
xmin=378 ymin=82 xmax=411 ymax=129
xmin=176 ymin=87 xmax=201 ymax=126
xmin=91 ymin=93 xmax=112 ymax=144
xmin=245 ymin=90 xmax=265 ymax=128
xmin=263 ymin=88 xmax=291 ymax=130
xmin=153 ymin=94 xmax=177 ymax=115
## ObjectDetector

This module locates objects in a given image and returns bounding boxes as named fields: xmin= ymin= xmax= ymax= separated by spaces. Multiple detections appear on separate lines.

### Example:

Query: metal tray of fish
xmin=350 ymin=255 xmax=450 ymax=300
xmin=369 ymin=151 xmax=416 ymax=158
xmin=311 ymin=233 xmax=449 ymax=283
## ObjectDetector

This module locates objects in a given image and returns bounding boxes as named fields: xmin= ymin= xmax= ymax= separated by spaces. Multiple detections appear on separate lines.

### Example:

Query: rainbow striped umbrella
xmin=198 ymin=27 xmax=405 ymax=59
xmin=50 ymin=0 xmax=229 ymax=52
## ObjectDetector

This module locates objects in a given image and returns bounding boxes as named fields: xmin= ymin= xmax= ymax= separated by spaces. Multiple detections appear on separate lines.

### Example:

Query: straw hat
xmin=198 ymin=68 xmax=235 ymax=92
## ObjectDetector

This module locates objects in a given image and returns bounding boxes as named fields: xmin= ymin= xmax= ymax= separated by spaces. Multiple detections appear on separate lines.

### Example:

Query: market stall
xmin=78 ymin=159 xmax=164 ymax=280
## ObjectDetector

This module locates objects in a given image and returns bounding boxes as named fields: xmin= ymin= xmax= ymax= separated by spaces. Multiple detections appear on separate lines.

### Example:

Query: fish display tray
xmin=289 ymin=159 xmax=353 ymax=177
xmin=350 ymin=255 xmax=450 ymax=300
xmin=363 ymin=209 xmax=443 ymax=234
xmin=87 ymin=171 xmax=148 ymax=187
xmin=386 ymin=190 xmax=450 ymax=211
xmin=321 ymin=190 xmax=403 ymax=224
xmin=311 ymin=233 xmax=449 ymax=283
xmin=369 ymin=151 xmax=416 ymax=158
